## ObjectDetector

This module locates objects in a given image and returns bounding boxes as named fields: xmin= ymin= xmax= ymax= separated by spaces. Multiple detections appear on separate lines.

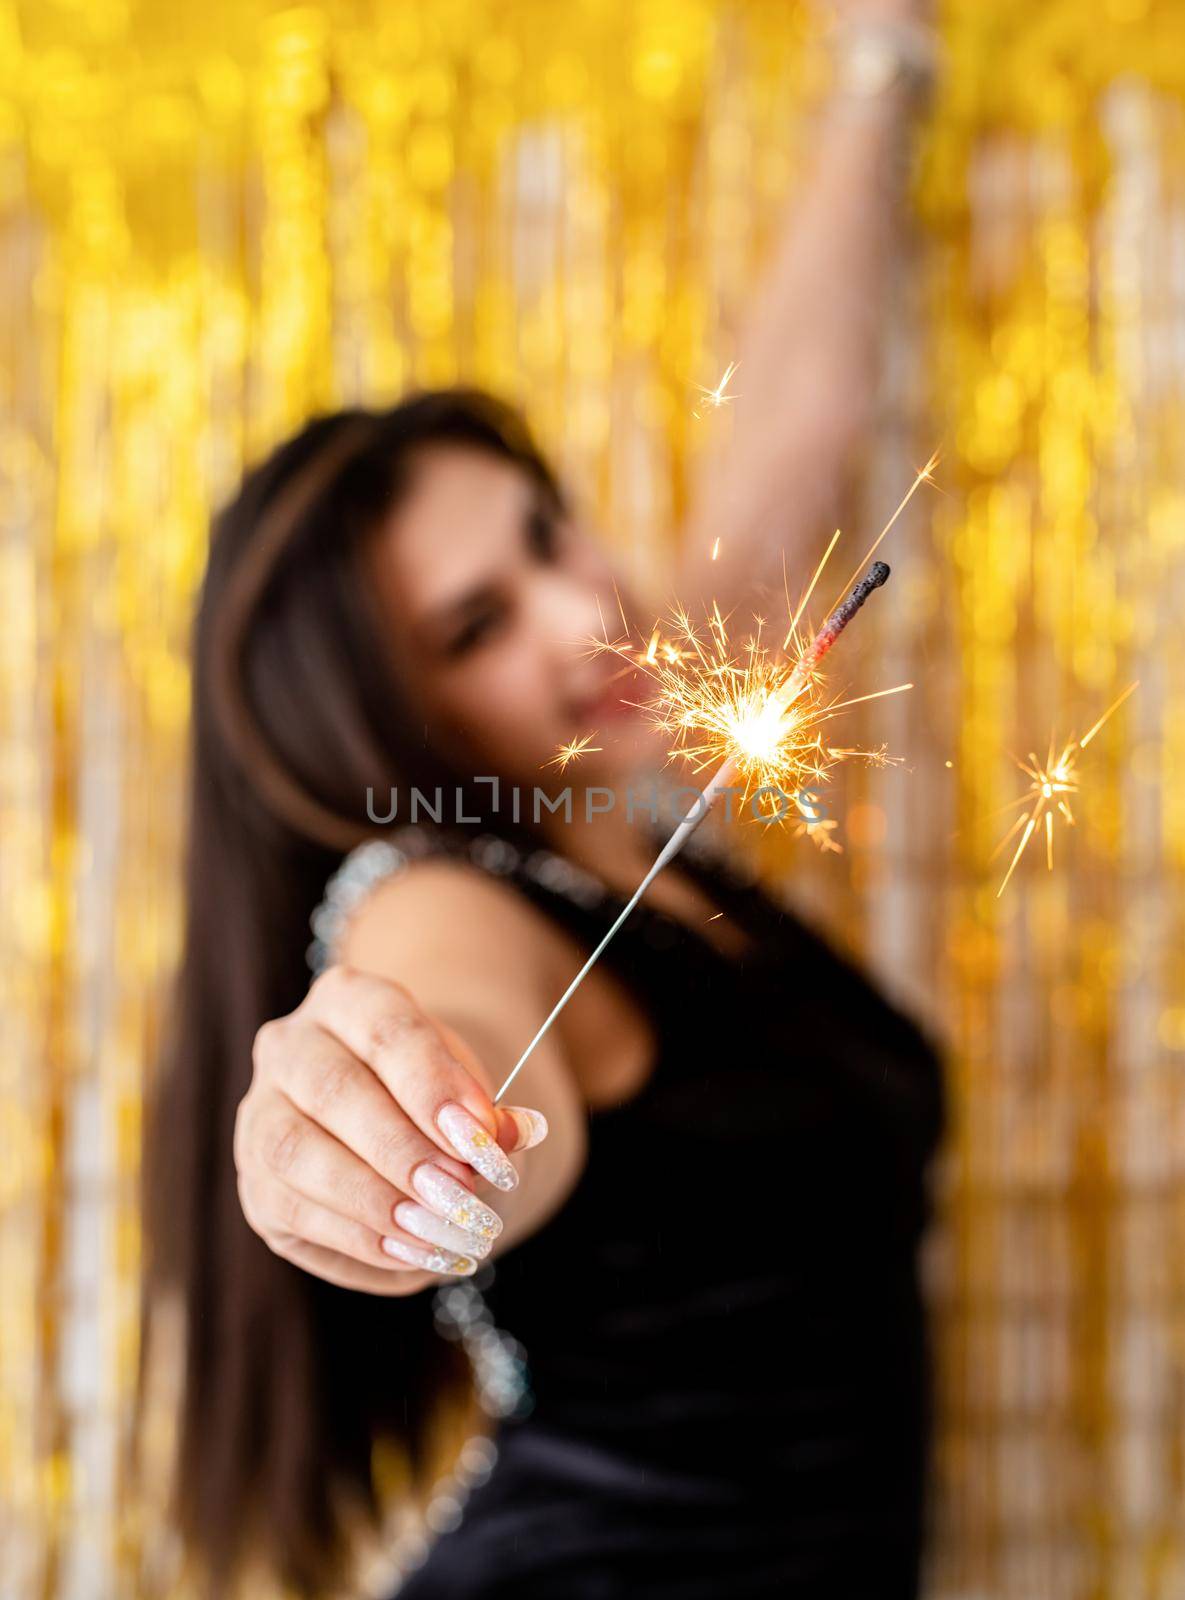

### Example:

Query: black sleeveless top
xmin=381 ymin=825 xmax=947 ymax=1600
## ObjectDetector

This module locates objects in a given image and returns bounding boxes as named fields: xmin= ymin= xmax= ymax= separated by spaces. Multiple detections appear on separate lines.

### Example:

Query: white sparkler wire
xmin=493 ymin=758 xmax=737 ymax=1102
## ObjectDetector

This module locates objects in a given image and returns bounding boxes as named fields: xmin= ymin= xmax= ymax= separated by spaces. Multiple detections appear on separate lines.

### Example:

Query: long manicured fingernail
xmin=381 ymin=1235 xmax=476 ymax=1275
xmin=436 ymin=1103 xmax=518 ymax=1191
xmin=502 ymin=1106 xmax=549 ymax=1152
xmin=394 ymin=1199 xmax=493 ymax=1260
xmin=411 ymin=1164 xmax=503 ymax=1244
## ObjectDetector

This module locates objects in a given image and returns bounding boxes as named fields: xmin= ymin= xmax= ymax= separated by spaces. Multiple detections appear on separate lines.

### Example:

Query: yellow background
xmin=2 ymin=1 xmax=1185 ymax=1594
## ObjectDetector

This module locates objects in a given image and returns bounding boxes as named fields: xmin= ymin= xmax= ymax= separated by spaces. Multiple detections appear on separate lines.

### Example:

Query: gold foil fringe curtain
xmin=2 ymin=2 xmax=1184 ymax=1596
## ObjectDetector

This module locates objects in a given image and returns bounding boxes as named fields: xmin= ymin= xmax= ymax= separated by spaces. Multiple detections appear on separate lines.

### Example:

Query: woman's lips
xmin=572 ymin=677 xmax=639 ymax=726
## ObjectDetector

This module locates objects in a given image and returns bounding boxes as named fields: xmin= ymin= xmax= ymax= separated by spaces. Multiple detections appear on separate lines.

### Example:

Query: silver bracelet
xmin=829 ymin=17 xmax=939 ymax=107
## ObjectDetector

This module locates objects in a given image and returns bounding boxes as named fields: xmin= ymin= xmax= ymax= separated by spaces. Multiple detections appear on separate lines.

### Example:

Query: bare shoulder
xmin=337 ymin=853 xmax=565 ymax=1002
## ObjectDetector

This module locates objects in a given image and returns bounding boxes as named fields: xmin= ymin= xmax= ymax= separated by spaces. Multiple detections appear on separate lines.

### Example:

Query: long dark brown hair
xmin=139 ymin=390 xmax=567 ymax=1596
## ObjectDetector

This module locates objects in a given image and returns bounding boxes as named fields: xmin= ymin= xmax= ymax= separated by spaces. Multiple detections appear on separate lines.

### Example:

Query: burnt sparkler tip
xmin=841 ymin=560 xmax=892 ymax=615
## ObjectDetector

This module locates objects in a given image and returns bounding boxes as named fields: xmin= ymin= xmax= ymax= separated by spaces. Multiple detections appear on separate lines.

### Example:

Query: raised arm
xmin=677 ymin=0 xmax=936 ymax=609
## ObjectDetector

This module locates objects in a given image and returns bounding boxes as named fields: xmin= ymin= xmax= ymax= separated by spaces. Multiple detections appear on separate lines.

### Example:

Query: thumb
xmin=433 ymin=1020 xmax=548 ymax=1154
xmin=496 ymin=1105 xmax=549 ymax=1153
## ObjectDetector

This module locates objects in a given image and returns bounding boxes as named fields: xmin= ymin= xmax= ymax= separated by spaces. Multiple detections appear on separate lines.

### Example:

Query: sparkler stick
xmin=493 ymin=558 xmax=894 ymax=1103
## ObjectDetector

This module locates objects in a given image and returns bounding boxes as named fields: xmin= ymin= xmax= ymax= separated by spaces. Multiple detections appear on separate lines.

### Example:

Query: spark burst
xmin=548 ymin=732 xmax=603 ymax=771
xmin=589 ymin=450 xmax=939 ymax=818
xmin=598 ymin=581 xmax=907 ymax=821
xmin=992 ymin=681 xmax=1139 ymax=897
xmin=693 ymin=360 xmax=741 ymax=417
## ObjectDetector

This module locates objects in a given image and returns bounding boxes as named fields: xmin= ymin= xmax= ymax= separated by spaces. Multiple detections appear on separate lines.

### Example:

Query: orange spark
xmin=693 ymin=360 xmax=741 ymax=418
xmin=548 ymin=733 xmax=603 ymax=772
xmin=992 ymin=682 xmax=1139 ymax=897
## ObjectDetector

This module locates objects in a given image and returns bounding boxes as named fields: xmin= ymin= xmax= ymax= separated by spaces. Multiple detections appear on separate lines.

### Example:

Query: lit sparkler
xmin=992 ymin=681 xmax=1139 ymax=897
xmin=495 ymin=458 xmax=937 ymax=1102
xmin=693 ymin=360 xmax=741 ymax=417
xmin=604 ymin=563 xmax=908 ymax=820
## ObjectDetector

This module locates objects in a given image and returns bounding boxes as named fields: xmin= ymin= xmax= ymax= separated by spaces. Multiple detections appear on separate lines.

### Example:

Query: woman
xmin=141 ymin=6 xmax=944 ymax=1597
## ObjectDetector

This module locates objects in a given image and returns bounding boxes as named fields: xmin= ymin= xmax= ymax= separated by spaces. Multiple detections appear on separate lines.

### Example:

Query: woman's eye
xmin=526 ymin=505 xmax=560 ymax=562
xmin=445 ymin=608 xmax=503 ymax=658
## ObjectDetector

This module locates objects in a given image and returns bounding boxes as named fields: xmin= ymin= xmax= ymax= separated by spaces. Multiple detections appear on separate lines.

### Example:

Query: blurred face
xmin=366 ymin=444 xmax=655 ymax=788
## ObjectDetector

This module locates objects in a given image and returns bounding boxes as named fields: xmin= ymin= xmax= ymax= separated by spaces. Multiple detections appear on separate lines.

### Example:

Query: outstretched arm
xmin=677 ymin=0 xmax=935 ymax=610
xmin=234 ymin=860 xmax=586 ymax=1296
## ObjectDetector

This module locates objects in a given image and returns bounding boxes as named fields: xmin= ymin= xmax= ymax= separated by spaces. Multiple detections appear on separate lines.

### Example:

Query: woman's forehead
xmin=371 ymin=447 xmax=537 ymax=612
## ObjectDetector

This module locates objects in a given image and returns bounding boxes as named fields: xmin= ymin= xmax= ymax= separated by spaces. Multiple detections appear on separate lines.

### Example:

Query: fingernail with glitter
xmin=436 ymin=1103 xmax=518 ymax=1191
xmin=381 ymin=1235 xmax=476 ymax=1275
xmin=411 ymin=1164 xmax=504 ymax=1243
xmin=394 ymin=1199 xmax=493 ymax=1261
xmin=502 ymin=1106 xmax=549 ymax=1152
